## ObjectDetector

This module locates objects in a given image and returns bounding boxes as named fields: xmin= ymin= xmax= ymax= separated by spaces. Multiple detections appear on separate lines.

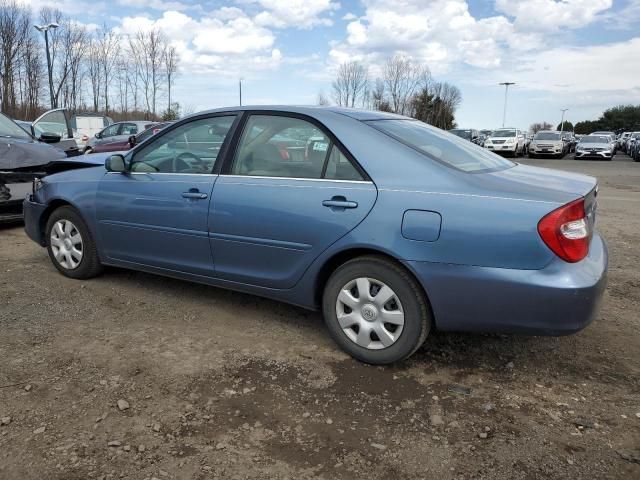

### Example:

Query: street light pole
xmin=34 ymin=23 xmax=59 ymax=109
xmin=499 ymin=82 xmax=515 ymax=128
xmin=239 ymin=78 xmax=243 ymax=106
xmin=560 ymin=108 xmax=569 ymax=133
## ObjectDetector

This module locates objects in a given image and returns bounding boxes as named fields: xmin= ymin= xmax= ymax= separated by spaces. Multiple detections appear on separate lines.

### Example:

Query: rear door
xmin=209 ymin=113 xmax=377 ymax=289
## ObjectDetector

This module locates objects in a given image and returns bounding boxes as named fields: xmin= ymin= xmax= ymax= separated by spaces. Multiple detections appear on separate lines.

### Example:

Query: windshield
xmin=449 ymin=129 xmax=471 ymax=140
xmin=491 ymin=129 xmax=516 ymax=137
xmin=368 ymin=119 xmax=514 ymax=173
xmin=580 ymin=136 xmax=608 ymax=144
xmin=534 ymin=132 xmax=561 ymax=141
xmin=0 ymin=113 xmax=32 ymax=140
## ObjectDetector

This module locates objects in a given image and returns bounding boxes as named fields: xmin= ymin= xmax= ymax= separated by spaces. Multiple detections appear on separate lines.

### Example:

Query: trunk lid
xmin=478 ymin=163 xmax=597 ymax=204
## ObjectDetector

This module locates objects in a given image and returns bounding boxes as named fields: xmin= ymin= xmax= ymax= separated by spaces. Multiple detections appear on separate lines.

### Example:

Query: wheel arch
xmin=313 ymin=247 xmax=436 ymax=327
xmin=39 ymin=198 xmax=79 ymax=244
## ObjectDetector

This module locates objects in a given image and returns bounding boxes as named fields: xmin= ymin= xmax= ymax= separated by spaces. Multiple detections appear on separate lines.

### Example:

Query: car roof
xmin=183 ymin=105 xmax=410 ymax=122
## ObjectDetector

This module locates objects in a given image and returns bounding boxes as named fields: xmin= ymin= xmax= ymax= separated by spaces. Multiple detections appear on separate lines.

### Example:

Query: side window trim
xmin=126 ymin=113 xmax=241 ymax=174
xmin=219 ymin=110 xmax=371 ymax=182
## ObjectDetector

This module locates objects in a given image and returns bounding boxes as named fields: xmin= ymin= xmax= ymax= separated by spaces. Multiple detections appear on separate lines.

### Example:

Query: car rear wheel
xmin=46 ymin=206 xmax=103 ymax=279
xmin=322 ymin=255 xmax=431 ymax=364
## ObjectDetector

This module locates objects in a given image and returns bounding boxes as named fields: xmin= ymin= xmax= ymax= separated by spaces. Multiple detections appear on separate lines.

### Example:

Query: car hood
xmin=472 ymin=163 xmax=597 ymax=204
xmin=577 ymin=143 xmax=610 ymax=149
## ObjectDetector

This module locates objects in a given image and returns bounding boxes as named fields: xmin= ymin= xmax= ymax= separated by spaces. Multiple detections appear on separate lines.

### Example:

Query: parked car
xmin=618 ymin=132 xmax=631 ymax=151
xmin=22 ymin=106 xmax=607 ymax=364
xmin=625 ymin=132 xmax=640 ymax=157
xmin=0 ymin=111 xmax=91 ymax=223
xmin=528 ymin=131 xmax=565 ymax=158
xmin=574 ymin=135 xmax=614 ymax=160
xmin=561 ymin=131 xmax=576 ymax=153
xmin=84 ymin=121 xmax=157 ymax=154
xmin=590 ymin=131 xmax=617 ymax=154
xmin=483 ymin=128 xmax=526 ymax=156
xmin=448 ymin=128 xmax=480 ymax=145
xmin=88 ymin=122 xmax=172 ymax=154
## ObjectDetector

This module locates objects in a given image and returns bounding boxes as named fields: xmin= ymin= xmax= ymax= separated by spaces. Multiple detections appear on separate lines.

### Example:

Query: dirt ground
xmin=1 ymin=154 xmax=639 ymax=480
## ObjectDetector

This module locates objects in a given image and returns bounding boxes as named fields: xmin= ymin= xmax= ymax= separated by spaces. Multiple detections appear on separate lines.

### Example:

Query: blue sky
xmin=25 ymin=0 xmax=640 ymax=130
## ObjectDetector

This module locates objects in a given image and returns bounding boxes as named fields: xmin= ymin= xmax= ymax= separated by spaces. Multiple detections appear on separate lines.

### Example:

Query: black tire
xmin=83 ymin=147 xmax=92 ymax=155
xmin=528 ymin=152 xmax=536 ymax=159
xmin=322 ymin=255 xmax=431 ymax=364
xmin=45 ymin=206 xmax=103 ymax=279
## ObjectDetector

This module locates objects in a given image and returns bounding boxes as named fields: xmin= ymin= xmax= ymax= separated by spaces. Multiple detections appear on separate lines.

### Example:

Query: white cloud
xmin=249 ymin=0 xmax=340 ymax=29
xmin=118 ymin=9 xmax=281 ymax=76
xmin=495 ymin=0 xmax=612 ymax=32
xmin=329 ymin=0 xmax=517 ymax=74
xmin=342 ymin=12 xmax=358 ymax=21
xmin=507 ymin=37 xmax=640 ymax=94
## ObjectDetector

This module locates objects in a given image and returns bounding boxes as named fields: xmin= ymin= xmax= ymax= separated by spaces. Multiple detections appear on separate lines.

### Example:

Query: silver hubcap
xmin=50 ymin=220 xmax=83 ymax=269
xmin=336 ymin=277 xmax=405 ymax=350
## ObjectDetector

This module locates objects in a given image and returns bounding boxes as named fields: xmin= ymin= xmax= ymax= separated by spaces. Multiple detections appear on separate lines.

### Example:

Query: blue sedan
xmin=23 ymin=106 xmax=608 ymax=364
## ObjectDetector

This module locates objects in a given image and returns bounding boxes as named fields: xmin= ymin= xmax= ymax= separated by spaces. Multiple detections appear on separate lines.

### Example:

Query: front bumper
xmin=529 ymin=147 xmax=563 ymax=156
xmin=575 ymin=151 xmax=613 ymax=159
xmin=23 ymin=194 xmax=48 ymax=246
xmin=486 ymin=144 xmax=516 ymax=153
xmin=404 ymin=233 xmax=608 ymax=335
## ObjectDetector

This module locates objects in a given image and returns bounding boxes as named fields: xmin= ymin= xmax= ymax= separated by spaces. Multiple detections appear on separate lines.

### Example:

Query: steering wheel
xmin=172 ymin=151 xmax=205 ymax=173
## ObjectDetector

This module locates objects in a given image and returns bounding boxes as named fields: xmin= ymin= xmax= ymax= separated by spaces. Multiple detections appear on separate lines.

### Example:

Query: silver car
xmin=575 ymin=135 xmax=613 ymax=160
xmin=528 ymin=130 xmax=565 ymax=158
xmin=85 ymin=121 xmax=156 ymax=154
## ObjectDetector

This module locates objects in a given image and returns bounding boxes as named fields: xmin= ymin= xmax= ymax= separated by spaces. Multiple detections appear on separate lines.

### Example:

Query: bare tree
xmin=331 ymin=60 xmax=368 ymax=108
xmin=86 ymin=39 xmax=102 ymax=112
xmin=131 ymin=29 xmax=167 ymax=118
xmin=0 ymin=1 xmax=30 ymax=114
xmin=530 ymin=122 xmax=553 ymax=133
xmin=163 ymin=45 xmax=178 ymax=114
xmin=96 ymin=27 xmax=120 ymax=115
xmin=316 ymin=90 xmax=330 ymax=106
xmin=382 ymin=55 xmax=430 ymax=115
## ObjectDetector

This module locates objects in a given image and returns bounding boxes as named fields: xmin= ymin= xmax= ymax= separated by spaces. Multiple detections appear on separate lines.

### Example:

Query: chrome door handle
xmin=182 ymin=191 xmax=208 ymax=199
xmin=322 ymin=199 xmax=358 ymax=209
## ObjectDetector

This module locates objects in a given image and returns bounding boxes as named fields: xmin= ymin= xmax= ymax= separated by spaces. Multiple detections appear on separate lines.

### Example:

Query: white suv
xmin=484 ymin=128 xmax=525 ymax=157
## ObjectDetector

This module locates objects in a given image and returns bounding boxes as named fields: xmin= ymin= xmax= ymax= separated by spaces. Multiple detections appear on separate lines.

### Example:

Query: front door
xmin=210 ymin=113 xmax=377 ymax=289
xmin=96 ymin=114 xmax=238 ymax=276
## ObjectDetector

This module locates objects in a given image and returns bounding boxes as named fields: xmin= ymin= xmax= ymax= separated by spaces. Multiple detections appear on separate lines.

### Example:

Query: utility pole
xmin=560 ymin=108 xmax=569 ymax=133
xmin=239 ymin=78 xmax=243 ymax=106
xmin=499 ymin=82 xmax=515 ymax=128
xmin=34 ymin=23 xmax=59 ymax=109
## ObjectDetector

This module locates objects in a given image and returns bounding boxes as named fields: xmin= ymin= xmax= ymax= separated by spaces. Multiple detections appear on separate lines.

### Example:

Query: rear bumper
xmin=23 ymin=195 xmax=48 ymax=246
xmin=404 ymin=233 xmax=608 ymax=335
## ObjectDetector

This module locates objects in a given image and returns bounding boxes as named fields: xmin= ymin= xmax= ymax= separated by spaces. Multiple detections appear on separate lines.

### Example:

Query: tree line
xmin=574 ymin=105 xmax=640 ymax=134
xmin=320 ymin=56 xmax=462 ymax=130
xmin=0 ymin=0 xmax=179 ymax=122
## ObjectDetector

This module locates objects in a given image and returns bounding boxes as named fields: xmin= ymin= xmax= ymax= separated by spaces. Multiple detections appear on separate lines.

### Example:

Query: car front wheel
xmin=322 ymin=256 xmax=431 ymax=364
xmin=45 ymin=206 xmax=103 ymax=279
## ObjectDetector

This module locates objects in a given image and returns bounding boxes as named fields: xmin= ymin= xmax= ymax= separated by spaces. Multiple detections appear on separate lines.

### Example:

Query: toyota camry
xmin=22 ymin=106 xmax=608 ymax=364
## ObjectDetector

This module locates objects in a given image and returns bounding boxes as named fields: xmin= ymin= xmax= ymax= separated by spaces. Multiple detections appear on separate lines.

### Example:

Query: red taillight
xmin=537 ymin=198 xmax=590 ymax=263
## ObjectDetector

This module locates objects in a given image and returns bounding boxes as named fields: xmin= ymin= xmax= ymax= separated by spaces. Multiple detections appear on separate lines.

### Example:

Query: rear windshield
xmin=534 ymin=132 xmax=561 ymax=140
xmin=580 ymin=136 xmax=607 ymax=144
xmin=368 ymin=119 xmax=514 ymax=173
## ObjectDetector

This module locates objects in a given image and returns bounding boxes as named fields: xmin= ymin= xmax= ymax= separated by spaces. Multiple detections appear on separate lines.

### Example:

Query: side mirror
xmin=128 ymin=135 xmax=136 ymax=148
xmin=105 ymin=154 xmax=126 ymax=173
xmin=39 ymin=132 xmax=62 ymax=143
xmin=95 ymin=132 xmax=102 ymax=139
